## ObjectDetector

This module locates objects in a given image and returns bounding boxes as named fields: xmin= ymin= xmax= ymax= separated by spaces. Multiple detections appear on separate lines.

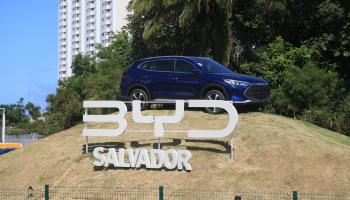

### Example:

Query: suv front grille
xmin=244 ymin=84 xmax=270 ymax=101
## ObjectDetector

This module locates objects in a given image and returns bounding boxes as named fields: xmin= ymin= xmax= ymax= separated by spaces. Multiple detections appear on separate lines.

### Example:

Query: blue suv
xmin=120 ymin=56 xmax=270 ymax=113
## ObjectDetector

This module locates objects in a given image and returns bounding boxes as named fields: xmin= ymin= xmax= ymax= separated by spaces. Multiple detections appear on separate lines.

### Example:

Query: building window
xmin=102 ymin=16 xmax=111 ymax=22
xmin=103 ymin=9 xmax=111 ymax=13
xmin=103 ymin=1 xmax=111 ymax=6
xmin=72 ymin=34 xmax=80 ymax=39
xmin=86 ymin=37 xmax=94 ymax=41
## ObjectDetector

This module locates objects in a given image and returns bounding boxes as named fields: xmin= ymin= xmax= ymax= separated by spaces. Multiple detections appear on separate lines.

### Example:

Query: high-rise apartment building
xmin=58 ymin=0 xmax=128 ymax=80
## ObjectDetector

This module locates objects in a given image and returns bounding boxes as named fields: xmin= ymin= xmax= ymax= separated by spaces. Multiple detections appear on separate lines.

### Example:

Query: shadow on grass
xmin=146 ymin=103 xmax=263 ymax=114
xmin=82 ymin=138 xmax=232 ymax=155
xmin=184 ymin=139 xmax=231 ymax=154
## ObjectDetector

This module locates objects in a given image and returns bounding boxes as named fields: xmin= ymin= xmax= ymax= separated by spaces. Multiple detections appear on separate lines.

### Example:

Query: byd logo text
xmin=83 ymin=100 xmax=238 ymax=138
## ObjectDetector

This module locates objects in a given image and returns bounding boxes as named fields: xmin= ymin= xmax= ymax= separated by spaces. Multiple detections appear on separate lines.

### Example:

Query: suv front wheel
xmin=204 ymin=90 xmax=225 ymax=114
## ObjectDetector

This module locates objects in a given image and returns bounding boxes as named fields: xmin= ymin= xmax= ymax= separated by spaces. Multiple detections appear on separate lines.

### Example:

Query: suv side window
xmin=175 ymin=60 xmax=194 ymax=73
xmin=140 ymin=62 xmax=150 ymax=70
xmin=141 ymin=59 xmax=174 ymax=72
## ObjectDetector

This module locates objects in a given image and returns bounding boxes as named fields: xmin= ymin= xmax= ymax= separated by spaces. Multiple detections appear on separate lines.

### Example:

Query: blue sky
xmin=0 ymin=1 xmax=58 ymax=109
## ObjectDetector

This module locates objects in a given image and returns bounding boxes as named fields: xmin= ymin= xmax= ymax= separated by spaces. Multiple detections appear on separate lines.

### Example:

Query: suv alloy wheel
xmin=204 ymin=90 xmax=225 ymax=114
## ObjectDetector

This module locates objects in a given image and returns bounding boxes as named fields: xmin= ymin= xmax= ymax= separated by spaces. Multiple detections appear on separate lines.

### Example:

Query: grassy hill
xmin=0 ymin=110 xmax=350 ymax=195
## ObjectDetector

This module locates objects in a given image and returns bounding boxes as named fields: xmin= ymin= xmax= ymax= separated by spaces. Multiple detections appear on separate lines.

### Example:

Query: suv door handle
xmin=171 ymin=77 xmax=179 ymax=80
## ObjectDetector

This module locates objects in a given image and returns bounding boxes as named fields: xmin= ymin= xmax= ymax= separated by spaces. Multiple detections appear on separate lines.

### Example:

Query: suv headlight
xmin=224 ymin=79 xmax=249 ymax=87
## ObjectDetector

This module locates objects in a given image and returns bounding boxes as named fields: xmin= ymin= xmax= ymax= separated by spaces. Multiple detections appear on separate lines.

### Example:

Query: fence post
xmin=45 ymin=185 xmax=49 ymax=200
xmin=159 ymin=186 xmax=164 ymax=200
xmin=293 ymin=191 xmax=298 ymax=200
xmin=234 ymin=195 xmax=242 ymax=200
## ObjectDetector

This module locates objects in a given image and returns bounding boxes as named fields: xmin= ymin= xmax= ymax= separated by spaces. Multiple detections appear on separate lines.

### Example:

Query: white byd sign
xmin=83 ymin=100 xmax=238 ymax=171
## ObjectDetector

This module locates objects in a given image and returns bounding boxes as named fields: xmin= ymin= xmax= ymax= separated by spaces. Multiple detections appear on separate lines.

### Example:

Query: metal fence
xmin=0 ymin=188 xmax=44 ymax=200
xmin=0 ymin=185 xmax=349 ymax=200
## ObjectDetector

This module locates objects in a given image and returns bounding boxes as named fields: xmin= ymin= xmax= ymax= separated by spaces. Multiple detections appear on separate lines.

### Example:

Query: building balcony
xmin=72 ymin=24 xmax=80 ymax=29
xmin=73 ymin=30 xmax=80 ymax=35
xmin=87 ymin=32 xmax=94 ymax=37
xmin=59 ymin=66 xmax=66 ymax=70
xmin=104 ymin=4 xmax=112 ymax=9
xmin=59 ymin=9 xmax=66 ymax=14
xmin=73 ymin=44 xmax=80 ymax=49
xmin=104 ymin=20 xmax=112 ymax=24
xmin=60 ymin=1 xmax=67 ymax=7
xmin=86 ymin=18 xmax=93 ymax=24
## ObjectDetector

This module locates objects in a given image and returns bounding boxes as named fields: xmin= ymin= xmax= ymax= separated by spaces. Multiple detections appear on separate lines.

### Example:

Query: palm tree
xmin=128 ymin=0 xmax=234 ymax=65
xmin=257 ymin=0 xmax=286 ymax=9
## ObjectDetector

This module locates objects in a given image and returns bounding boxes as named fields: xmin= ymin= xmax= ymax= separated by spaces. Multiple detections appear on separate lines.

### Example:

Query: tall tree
xmin=71 ymin=53 xmax=96 ymax=77
xmin=128 ymin=0 xmax=234 ymax=65
xmin=25 ymin=102 xmax=41 ymax=120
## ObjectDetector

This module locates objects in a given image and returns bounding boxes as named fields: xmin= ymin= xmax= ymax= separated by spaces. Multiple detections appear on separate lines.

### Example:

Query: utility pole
xmin=0 ymin=108 xmax=5 ymax=144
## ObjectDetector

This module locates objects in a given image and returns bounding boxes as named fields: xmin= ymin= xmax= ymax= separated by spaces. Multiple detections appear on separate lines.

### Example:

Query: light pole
xmin=0 ymin=108 xmax=5 ymax=144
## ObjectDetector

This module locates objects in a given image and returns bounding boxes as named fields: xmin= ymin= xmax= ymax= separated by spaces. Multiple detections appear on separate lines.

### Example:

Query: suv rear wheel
xmin=204 ymin=90 xmax=225 ymax=114
xmin=129 ymin=88 xmax=149 ymax=110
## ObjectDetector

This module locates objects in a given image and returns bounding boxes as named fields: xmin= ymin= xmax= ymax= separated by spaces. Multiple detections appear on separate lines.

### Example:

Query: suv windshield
xmin=193 ymin=58 xmax=232 ymax=74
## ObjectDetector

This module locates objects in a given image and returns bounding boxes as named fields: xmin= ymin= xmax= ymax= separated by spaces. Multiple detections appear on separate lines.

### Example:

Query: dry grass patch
xmin=0 ymin=110 xmax=349 ymax=195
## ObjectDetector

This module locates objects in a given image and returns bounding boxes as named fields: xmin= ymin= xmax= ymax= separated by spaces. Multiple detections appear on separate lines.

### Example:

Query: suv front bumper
xmin=230 ymin=83 xmax=270 ymax=104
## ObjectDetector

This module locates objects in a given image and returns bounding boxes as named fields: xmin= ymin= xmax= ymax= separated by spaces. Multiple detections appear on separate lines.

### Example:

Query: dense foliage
xmin=40 ymin=32 xmax=132 ymax=135
xmin=0 ymin=98 xmax=43 ymax=134
xmin=241 ymin=38 xmax=349 ymax=133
